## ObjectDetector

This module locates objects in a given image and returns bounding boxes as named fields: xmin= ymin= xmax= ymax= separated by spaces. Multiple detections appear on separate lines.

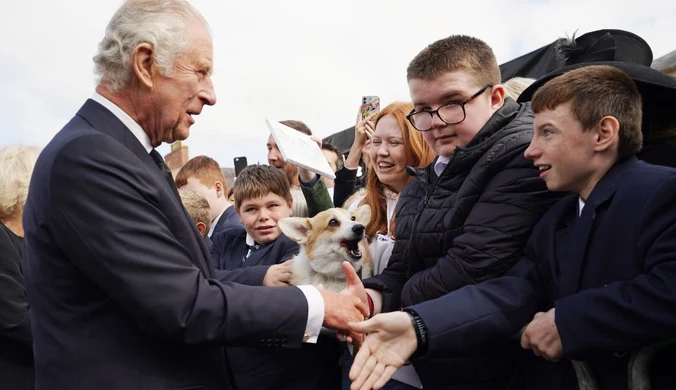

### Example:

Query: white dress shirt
xmin=578 ymin=197 xmax=586 ymax=216
xmin=207 ymin=210 xmax=224 ymax=238
xmin=435 ymin=155 xmax=451 ymax=177
xmin=90 ymin=92 xmax=324 ymax=343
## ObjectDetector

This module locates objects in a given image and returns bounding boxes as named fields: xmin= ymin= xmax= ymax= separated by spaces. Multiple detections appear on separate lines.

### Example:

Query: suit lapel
xmin=246 ymin=244 xmax=274 ymax=266
xmin=559 ymin=202 xmax=596 ymax=297
xmin=76 ymin=99 xmax=214 ymax=277
xmin=557 ymin=158 xmax=637 ymax=296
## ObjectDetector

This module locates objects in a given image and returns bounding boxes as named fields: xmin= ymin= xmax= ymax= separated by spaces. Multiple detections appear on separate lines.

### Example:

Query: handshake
xmin=318 ymin=262 xmax=420 ymax=390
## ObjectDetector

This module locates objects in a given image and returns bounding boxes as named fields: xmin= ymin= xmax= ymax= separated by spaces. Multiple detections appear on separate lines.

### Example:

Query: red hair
xmin=360 ymin=102 xmax=435 ymax=239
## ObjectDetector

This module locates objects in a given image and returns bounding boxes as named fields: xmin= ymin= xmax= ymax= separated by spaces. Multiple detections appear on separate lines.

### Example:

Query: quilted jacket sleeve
xmin=401 ymin=153 xmax=561 ymax=306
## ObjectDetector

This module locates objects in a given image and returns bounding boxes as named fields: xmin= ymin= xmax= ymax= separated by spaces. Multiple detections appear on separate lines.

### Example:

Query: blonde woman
xmin=0 ymin=144 xmax=41 ymax=389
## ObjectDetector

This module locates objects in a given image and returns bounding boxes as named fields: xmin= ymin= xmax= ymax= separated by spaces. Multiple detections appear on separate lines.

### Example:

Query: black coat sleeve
xmin=333 ymin=166 xmax=357 ymax=207
xmin=49 ymin=136 xmax=309 ymax=348
xmin=401 ymin=156 xmax=561 ymax=306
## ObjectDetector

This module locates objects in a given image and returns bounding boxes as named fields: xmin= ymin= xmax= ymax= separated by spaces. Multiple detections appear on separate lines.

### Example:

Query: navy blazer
xmin=210 ymin=205 xmax=241 ymax=237
xmin=22 ymin=99 xmax=311 ymax=390
xmin=210 ymin=227 xmax=341 ymax=390
xmin=409 ymin=158 xmax=676 ymax=390
xmin=210 ymin=227 xmax=299 ymax=285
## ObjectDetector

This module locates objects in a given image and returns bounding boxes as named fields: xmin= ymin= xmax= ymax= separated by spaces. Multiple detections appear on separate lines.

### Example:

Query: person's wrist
xmin=403 ymin=308 xmax=428 ymax=360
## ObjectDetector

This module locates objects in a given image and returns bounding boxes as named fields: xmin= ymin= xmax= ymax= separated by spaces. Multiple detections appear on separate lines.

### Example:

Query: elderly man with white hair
xmin=21 ymin=1 xmax=367 ymax=390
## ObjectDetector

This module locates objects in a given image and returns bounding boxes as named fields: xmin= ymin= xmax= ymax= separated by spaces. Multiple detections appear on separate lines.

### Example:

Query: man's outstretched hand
xmin=319 ymin=262 xmax=369 ymax=346
xmin=347 ymin=311 xmax=418 ymax=390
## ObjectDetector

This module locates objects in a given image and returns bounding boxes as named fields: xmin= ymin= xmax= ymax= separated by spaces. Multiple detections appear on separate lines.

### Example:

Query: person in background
xmin=179 ymin=189 xmax=212 ymax=238
xmin=341 ymin=102 xmax=435 ymax=390
xmin=267 ymin=120 xmax=334 ymax=218
xmin=175 ymin=155 xmax=240 ymax=237
xmin=321 ymin=142 xmax=345 ymax=201
xmin=0 ymin=144 xmax=41 ymax=390
xmin=212 ymin=164 xmax=342 ymax=390
xmin=503 ymin=77 xmax=535 ymax=101
xmin=334 ymin=110 xmax=377 ymax=208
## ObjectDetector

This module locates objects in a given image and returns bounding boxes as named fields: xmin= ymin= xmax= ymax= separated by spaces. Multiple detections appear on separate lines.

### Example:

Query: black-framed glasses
xmin=406 ymin=85 xmax=492 ymax=131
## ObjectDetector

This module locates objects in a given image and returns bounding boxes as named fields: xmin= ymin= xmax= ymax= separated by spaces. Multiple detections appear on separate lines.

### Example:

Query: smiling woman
xmin=343 ymin=102 xmax=435 ymax=390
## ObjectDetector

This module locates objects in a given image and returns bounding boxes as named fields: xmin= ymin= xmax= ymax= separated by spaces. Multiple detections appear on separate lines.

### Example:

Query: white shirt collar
xmin=245 ymin=233 xmax=258 ymax=247
xmin=578 ymin=197 xmax=586 ymax=217
xmin=434 ymin=155 xmax=451 ymax=176
xmin=207 ymin=210 xmax=224 ymax=238
xmin=91 ymin=92 xmax=153 ymax=153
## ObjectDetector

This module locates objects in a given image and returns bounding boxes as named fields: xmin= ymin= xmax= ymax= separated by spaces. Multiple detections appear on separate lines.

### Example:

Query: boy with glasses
xmin=348 ymin=35 xmax=563 ymax=390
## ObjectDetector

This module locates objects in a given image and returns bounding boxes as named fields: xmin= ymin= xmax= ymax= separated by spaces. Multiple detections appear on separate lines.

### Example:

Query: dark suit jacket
xmin=210 ymin=205 xmax=241 ymax=238
xmin=210 ymin=228 xmax=341 ymax=390
xmin=0 ymin=222 xmax=34 ymax=389
xmin=409 ymin=157 xmax=676 ymax=390
xmin=22 ymin=99 xmax=311 ymax=390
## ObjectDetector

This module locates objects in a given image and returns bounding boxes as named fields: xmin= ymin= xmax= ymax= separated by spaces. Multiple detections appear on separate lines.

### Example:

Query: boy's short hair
xmin=179 ymin=189 xmax=212 ymax=234
xmin=279 ymin=120 xmax=312 ymax=135
xmin=321 ymin=142 xmax=344 ymax=172
xmin=234 ymin=165 xmax=292 ymax=210
xmin=407 ymin=35 xmax=501 ymax=88
xmin=175 ymin=155 xmax=228 ymax=191
xmin=532 ymin=65 xmax=643 ymax=159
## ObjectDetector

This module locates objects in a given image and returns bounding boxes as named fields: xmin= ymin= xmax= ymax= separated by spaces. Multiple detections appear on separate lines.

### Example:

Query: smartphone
xmin=360 ymin=96 xmax=380 ymax=120
xmin=234 ymin=156 xmax=248 ymax=176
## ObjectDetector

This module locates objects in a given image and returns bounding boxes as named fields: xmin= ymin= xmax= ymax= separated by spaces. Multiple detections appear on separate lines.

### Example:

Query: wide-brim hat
xmin=518 ymin=29 xmax=676 ymax=123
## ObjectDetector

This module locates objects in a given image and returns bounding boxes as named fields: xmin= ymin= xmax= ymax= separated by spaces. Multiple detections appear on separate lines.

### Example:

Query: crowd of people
xmin=2 ymin=1 xmax=676 ymax=390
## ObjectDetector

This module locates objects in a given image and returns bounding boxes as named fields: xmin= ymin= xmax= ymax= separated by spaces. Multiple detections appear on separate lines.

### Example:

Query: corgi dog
xmin=278 ymin=205 xmax=373 ymax=292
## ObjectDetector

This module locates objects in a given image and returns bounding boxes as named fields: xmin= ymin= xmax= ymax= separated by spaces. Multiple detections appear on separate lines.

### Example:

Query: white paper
xmin=265 ymin=119 xmax=336 ymax=180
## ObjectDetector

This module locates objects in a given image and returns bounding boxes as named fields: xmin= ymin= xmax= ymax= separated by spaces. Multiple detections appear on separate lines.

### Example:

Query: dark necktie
xmin=149 ymin=149 xmax=181 ymax=201
xmin=242 ymin=244 xmax=260 ymax=264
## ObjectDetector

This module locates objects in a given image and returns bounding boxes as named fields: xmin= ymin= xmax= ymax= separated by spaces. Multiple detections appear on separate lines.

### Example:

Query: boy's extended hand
xmin=262 ymin=260 xmax=294 ymax=287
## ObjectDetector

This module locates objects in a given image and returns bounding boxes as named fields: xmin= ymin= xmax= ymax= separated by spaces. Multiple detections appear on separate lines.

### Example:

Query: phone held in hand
xmin=234 ymin=156 xmax=247 ymax=176
xmin=361 ymin=96 xmax=380 ymax=120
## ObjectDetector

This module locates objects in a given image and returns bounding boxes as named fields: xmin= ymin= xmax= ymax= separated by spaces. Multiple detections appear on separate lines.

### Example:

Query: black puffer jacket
xmin=364 ymin=99 xmax=564 ymax=390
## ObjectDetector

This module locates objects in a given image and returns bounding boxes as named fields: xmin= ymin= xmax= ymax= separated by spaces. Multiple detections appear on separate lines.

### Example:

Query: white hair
xmin=93 ymin=0 xmax=209 ymax=92
xmin=0 ymin=144 xmax=41 ymax=220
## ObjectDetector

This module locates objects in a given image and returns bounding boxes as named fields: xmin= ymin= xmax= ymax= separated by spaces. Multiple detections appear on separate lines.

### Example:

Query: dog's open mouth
xmin=340 ymin=239 xmax=362 ymax=260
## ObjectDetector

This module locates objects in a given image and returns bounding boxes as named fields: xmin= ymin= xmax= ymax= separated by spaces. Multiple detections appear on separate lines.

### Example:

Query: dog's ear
xmin=278 ymin=217 xmax=312 ymax=244
xmin=352 ymin=204 xmax=371 ymax=225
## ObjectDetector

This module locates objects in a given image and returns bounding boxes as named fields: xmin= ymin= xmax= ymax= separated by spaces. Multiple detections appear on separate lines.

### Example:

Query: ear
xmin=196 ymin=222 xmax=207 ymax=236
xmin=352 ymin=204 xmax=371 ymax=225
xmin=277 ymin=217 xmax=312 ymax=244
xmin=594 ymin=116 xmax=620 ymax=153
xmin=214 ymin=181 xmax=224 ymax=197
xmin=490 ymin=85 xmax=506 ymax=111
xmin=131 ymin=43 xmax=156 ymax=89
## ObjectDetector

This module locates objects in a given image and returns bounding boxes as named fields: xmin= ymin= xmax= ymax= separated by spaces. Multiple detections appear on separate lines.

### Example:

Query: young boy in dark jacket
xmin=210 ymin=165 xmax=341 ymax=390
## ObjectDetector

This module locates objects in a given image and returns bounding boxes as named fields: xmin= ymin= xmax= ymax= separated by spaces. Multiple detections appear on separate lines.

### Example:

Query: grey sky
xmin=1 ymin=0 xmax=674 ymax=168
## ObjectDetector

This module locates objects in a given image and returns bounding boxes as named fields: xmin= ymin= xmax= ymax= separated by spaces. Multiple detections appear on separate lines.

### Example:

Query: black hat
xmin=518 ymin=29 xmax=676 ymax=122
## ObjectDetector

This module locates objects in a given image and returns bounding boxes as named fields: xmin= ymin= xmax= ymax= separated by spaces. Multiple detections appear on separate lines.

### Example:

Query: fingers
xmin=373 ymin=365 xmax=398 ymax=389
xmin=353 ymin=354 xmax=377 ymax=389
xmin=362 ymin=361 xmax=386 ymax=390
xmin=310 ymin=135 xmax=322 ymax=148
xmin=349 ymin=343 xmax=369 ymax=384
